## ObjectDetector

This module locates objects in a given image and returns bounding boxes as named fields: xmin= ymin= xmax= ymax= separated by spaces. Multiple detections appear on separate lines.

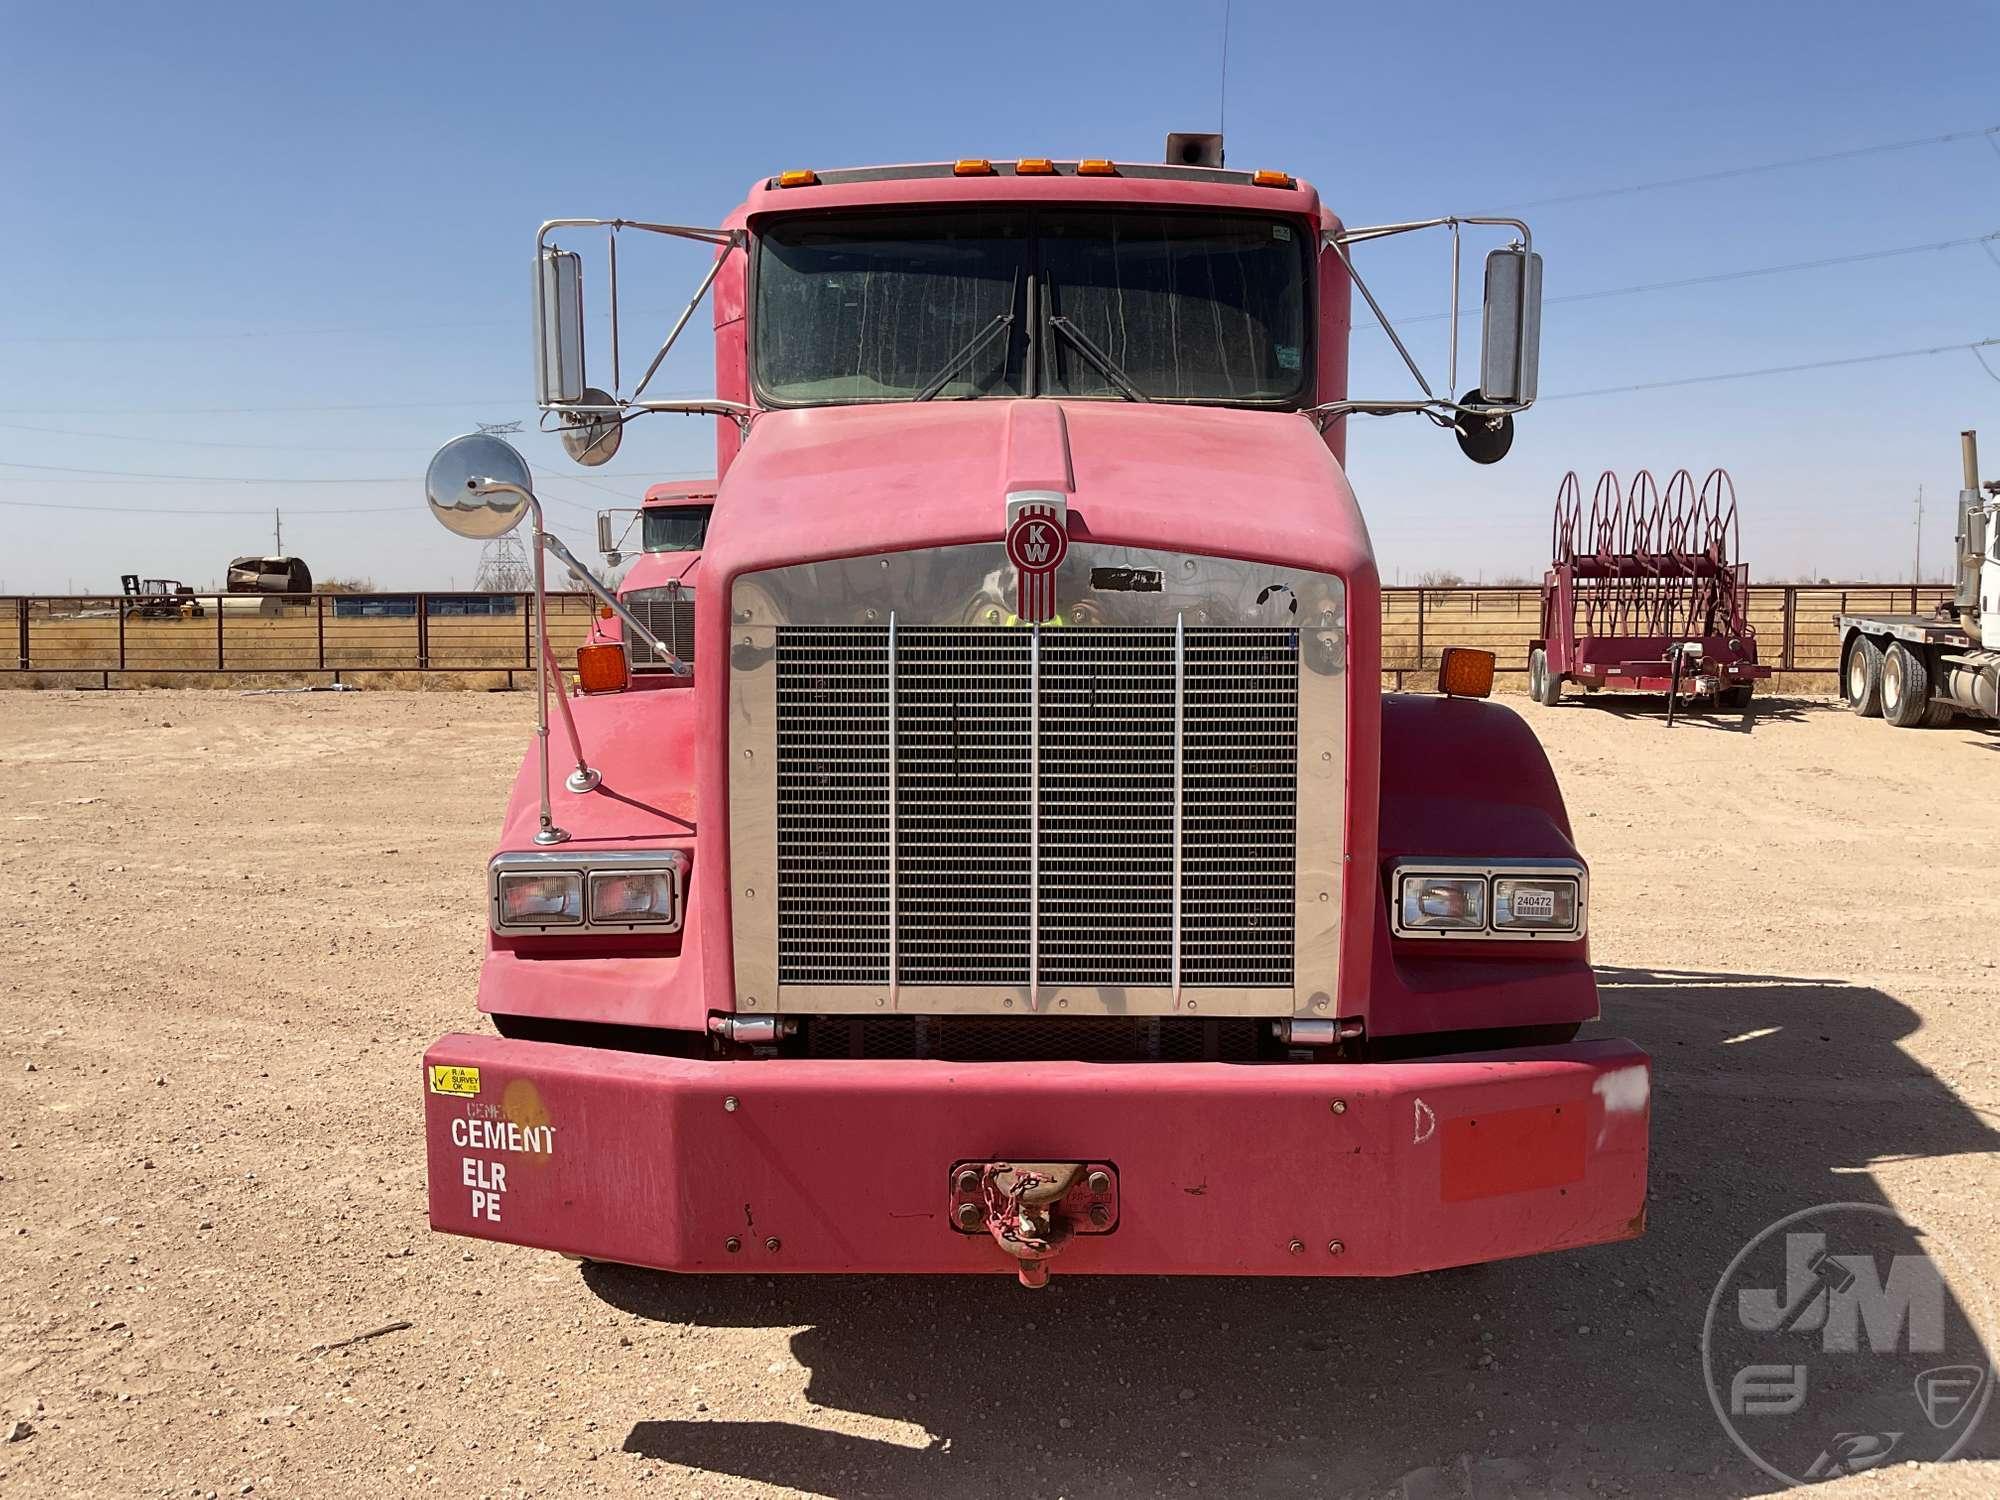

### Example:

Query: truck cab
xmin=419 ymin=142 xmax=1648 ymax=1285
xmin=590 ymin=481 xmax=715 ymax=680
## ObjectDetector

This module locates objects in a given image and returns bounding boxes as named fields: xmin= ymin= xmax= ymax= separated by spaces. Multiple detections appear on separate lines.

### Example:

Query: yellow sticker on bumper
xmin=428 ymin=1064 xmax=481 ymax=1097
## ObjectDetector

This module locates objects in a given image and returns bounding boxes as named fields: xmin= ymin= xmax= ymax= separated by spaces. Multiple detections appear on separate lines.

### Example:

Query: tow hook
xmin=949 ymin=1160 xmax=1119 ymax=1288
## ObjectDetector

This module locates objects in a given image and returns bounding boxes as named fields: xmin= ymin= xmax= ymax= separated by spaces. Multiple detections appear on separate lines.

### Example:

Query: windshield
xmin=754 ymin=208 xmax=1310 ymax=406
xmin=642 ymin=505 xmax=711 ymax=553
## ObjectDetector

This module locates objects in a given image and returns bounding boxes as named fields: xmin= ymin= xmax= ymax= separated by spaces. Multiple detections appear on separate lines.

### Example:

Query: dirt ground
xmin=1 ymin=687 xmax=1995 ymax=1499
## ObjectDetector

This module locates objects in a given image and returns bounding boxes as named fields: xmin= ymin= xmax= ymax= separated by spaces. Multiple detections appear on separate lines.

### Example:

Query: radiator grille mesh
xmin=774 ymin=624 xmax=1298 ymax=990
xmin=623 ymin=591 xmax=696 ymax=668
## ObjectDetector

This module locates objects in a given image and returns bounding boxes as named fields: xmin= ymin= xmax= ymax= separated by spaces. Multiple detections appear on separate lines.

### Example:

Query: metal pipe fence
xmin=1 ymin=584 xmax=1958 ymax=684
xmin=5 ymin=592 xmax=599 ymax=680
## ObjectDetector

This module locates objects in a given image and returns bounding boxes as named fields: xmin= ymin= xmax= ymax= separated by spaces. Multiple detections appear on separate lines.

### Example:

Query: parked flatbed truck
xmin=1838 ymin=431 xmax=2000 ymax=728
xmin=414 ymin=135 xmax=1650 ymax=1287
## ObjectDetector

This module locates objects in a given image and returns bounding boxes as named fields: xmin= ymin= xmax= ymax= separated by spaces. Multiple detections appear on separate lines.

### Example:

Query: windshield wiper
xmin=1046 ymin=315 xmax=1149 ymax=402
xmin=913 ymin=311 xmax=1014 ymax=401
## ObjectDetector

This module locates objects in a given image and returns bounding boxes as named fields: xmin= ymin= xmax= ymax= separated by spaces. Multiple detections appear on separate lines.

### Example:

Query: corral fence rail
xmin=1377 ymin=582 xmax=1953 ymax=688
xmin=1 ymin=584 xmax=1956 ymax=685
xmin=5 ymin=591 xmax=598 ymax=681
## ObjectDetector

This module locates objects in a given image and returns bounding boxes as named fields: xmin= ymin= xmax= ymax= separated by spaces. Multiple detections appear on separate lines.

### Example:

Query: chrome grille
xmin=623 ymin=590 xmax=695 ymax=667
xmin=775 ymin=630 xmax=890 ymax=984
xmin=775 ymin=624 xmax=1298 ymax=990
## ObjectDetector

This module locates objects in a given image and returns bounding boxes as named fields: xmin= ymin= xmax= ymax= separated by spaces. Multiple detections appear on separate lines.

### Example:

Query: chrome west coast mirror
xmin=424 ymin=433 xmax=535 ymax=539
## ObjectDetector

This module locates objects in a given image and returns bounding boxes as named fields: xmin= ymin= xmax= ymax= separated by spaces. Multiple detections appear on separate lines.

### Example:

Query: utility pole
xmin=1913 ymin=484 xmax=1923 ymax=584
xmin=274 ymin=507 xmax=283 ymax=555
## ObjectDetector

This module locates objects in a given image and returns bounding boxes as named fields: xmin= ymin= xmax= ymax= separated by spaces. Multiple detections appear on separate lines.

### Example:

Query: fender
xmin=1367 ymin=694 xmax=1596 ymax=1037
xmin=482 ymin=688 xmax=709 ymax=1033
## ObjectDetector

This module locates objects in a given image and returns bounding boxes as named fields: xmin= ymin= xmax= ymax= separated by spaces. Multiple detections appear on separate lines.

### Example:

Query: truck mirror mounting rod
xmin=535 ymin=219 xmax=757 ymax=451
xmin=1306 ymin=217 xmax=1542 ymax=447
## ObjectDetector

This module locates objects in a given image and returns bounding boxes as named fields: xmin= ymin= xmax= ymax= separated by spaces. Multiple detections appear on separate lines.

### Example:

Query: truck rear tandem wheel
xmin=1844 ymin=634 xmax=1884 ymax=717
xmin=1880 ymin=641 xmax=1933 ymax=728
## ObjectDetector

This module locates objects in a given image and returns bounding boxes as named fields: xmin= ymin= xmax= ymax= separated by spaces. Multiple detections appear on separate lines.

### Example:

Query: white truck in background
xmin=1838 ymin=430 xmax=2000 ymax=728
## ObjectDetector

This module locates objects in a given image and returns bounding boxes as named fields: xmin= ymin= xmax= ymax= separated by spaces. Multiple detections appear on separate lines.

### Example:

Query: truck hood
xmin=616 ymin=551 xmax=700 ymax=596
xmin=706 ymin=399 xmax=1375 ymax=584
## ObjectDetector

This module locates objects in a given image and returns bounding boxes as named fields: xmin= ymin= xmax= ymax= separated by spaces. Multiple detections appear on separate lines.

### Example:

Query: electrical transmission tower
xmin=472 ymin=420 xmax=534 ymax=591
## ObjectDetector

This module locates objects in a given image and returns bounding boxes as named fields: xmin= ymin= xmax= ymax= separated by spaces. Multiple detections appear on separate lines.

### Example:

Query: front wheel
xmin=1844 ymin=636 xmax=1884 ymax=716
xmin=1529 ymin=647 xmax=1562 ymax=706
xmin=1880 ymin=641 xmax=1932 ymax=728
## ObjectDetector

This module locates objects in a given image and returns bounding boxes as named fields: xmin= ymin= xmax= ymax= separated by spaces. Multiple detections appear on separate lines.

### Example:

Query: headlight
xmin=1398 ymin=876 xmax=1486 ymax=931
xmin=491 ymin=850 xmax=687 ymax=934
xmin=588 ymin=869 xmax=678 ymax=926
xmin=1493 ymin=875 xmax=1580 ymax=932
xmin=497 ymin=871 xmax=583 ymax=927
xmin=1390 ymin=860 xmax=1586 ymax=941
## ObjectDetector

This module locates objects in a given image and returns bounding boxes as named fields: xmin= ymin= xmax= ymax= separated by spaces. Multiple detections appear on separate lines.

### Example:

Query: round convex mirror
xmin=424 ymin=433 xmax=536 ymax=538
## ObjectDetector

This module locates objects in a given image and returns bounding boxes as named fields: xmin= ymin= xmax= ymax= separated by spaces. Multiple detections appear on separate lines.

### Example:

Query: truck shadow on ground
xmin=1548 ymin=694 xmax=1838 ymax=733
xmin=588 ymin=965 xmax=1998 ymax=1498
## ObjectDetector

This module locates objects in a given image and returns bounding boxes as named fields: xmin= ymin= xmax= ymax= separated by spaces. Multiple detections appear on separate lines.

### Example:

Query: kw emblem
xmin=1004 ymin=495 xmax=1069 ymax=624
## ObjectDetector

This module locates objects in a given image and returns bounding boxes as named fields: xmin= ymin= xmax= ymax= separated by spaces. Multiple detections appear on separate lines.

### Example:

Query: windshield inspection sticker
xmin=1275 ymin=344 xmax=1301 ymax=371
xmin=428 ymin=1064 xmax=480 ymax=1096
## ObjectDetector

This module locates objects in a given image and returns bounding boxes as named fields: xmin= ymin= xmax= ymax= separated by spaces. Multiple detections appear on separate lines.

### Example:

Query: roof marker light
xmin=776 ymin=169 xmax=819 ymax=188
xmin=1252 ymin=169 xmax=1296 ymax=188
xmin=1076 ymin=159 xmax=1118 ymax=176
xmin=1015 ymin=158 xmax=1056 ymax=175
xmin=953 ymin=158 xmax=995 ymax=176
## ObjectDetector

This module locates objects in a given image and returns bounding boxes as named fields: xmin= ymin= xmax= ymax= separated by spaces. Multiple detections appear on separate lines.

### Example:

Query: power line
xmin=0 ymin=419 xmax=430 ymax=453
xmin=0 ymin=458 xmax=699 ymax=484
xmin=1365 ymin=230 xmax=2000 ymax=330
xmin=0 ymin=496 xmax=408 ymax=516
xmin=0 ymin=391 xmax=706 ymax=416
xmin=1544 ymin=336 xmax=2000 ymax=400
xmin=1504 ymin=124 xmax=2000 ymax=210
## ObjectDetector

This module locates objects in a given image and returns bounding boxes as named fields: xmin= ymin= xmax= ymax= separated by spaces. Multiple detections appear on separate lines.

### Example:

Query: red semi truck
xmin=419 ymin=137 xmax=1649 ymax=1286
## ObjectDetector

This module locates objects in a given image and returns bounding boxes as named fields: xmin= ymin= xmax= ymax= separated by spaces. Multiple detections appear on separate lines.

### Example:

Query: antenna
xmin=1217 ymin=0 xmax=1232 ymax=135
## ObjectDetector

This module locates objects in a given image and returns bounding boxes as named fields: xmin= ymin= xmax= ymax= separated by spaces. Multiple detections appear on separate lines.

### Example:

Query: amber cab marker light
xmin=1252 ymin=169 xmax=1296 ymax=189
xmin=576 ymin=642 xmax=631 ymax=695
xmin=1015 ymin=157 xmax=1056 ymax=175
xmin=1437 ymin=648 xmax=1496 ymax=699
xmin=776 ymin=169 xmax=818 ymax=188
xmin=953 ymin=158 xmax=995 ymax=177
xmin=1076 ymin=159 xmax=1118 ymax=176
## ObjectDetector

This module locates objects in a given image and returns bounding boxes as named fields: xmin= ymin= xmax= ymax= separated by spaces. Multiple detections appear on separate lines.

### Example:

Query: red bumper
xmin=423 ymin=1035 xmax=1650 ymax=1277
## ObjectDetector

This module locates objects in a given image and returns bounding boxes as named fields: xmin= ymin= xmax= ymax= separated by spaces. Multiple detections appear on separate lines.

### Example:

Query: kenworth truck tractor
xmin=420 ymin=135 xmax=1649 ymax=1286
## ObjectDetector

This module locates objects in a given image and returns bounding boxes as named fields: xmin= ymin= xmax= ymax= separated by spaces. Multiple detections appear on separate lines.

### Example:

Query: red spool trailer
xmin=1529 ymin=467 xmax=1770 ymax=717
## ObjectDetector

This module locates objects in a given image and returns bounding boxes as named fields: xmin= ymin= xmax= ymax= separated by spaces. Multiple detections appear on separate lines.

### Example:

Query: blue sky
xmin=2 ymin=0 xmax=1995 ymax=593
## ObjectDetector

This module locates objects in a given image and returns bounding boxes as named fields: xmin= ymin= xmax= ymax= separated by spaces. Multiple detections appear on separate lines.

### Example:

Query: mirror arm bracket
xmin=539 ymin=531 xmax=691 ymax=677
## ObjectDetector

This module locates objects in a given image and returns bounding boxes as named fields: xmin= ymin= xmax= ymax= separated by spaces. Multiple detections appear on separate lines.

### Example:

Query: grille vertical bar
xmin=773 ymin=623 xmax=1297 ymax=991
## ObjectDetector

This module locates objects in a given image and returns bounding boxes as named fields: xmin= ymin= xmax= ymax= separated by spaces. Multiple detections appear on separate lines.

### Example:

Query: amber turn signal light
xmin=1076 ymin=159 xmax=1118 ymax=176
xmin=953 ymin=158 xmax=995 ymax=176
xmin=1252 ymin=169 xmax=1296 ymax=188
xmin=776 ymin=169 xmax=818 ymax=188
xmin=576 ymin=642 xmax=630 ymax=695
xmin=1015 ymin=157 xmax=1056 ymax=175
xmin=1437 ymin=648 xmax=1495 ymax=699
